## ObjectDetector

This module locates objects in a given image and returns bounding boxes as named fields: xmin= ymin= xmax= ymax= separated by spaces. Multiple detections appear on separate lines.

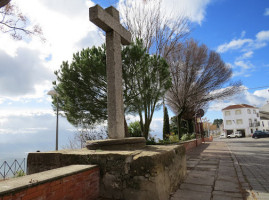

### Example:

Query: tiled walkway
xmin=170 ymin=141 xmax=254 ymax=200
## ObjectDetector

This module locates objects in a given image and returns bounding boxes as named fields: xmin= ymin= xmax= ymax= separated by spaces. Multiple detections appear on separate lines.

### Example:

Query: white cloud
xmin=216 ymin=38 xmax=252 ymax=53
xmin=216 ymin=30 xmax=269 ymax=77
xmin=234 ymin=60 xmax=252 ymax=70
xmin=0 ymin=0 xmax=104 ymax=101
xmin=217 ymin=30 xmax=269 ymax=54
xmin=0 ymin=111 xmax=76 ymax=158
xmin=264 ymin=8 xmax=269 ymax=16
xmin=240 ymin=31 xmax=246 ymax=38
xmin=161 ymin=0 xmax=212 ymax=25
xmin=256 ymin=30 xmax=269 ymax=41
xmin=240 ymin=51 xmax=253 ymax=59
xmin=118 ymin=0 xmax=213 ymax=26
xmin=229 ymin=60 xmax=254 ymax=77
xmin=253 ymin=88 xmax=269 ymax=99
xmin=209 ymin=86 xmax=269 ymax=112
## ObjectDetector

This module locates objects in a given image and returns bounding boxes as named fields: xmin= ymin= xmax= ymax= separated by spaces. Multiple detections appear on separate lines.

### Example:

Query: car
xmin=252 ymin=131 xmax=269 ymax=139
xmin=227 ymin=131 xmax=242 ymax=138
xmin=219 ymin=133 xmax=226 ymax=139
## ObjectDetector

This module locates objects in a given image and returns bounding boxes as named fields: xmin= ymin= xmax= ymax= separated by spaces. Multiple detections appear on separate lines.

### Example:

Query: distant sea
xmin=0 ymin=153 xmax=27 ymax=180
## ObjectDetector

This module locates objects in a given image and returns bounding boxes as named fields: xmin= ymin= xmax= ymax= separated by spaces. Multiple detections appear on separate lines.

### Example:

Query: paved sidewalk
xmin=170 ymin=141 xmax=254 ymax=200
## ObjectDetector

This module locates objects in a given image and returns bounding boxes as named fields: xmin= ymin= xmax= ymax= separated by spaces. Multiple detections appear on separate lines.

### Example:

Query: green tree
xmin=128 ymin=121 xmax=142 ymax=137
xmin=213 ymin=119 xmax=223 ymax=128
xmin=122 ymin=39 xmax=171 ymax=139
xmin=170 ymin=116 xmax=178 ymax=135
xmin=53 ymin=39 xmax=171 ymax=139
xmin=163 ymin=106 xmax=170 ymax=140
xmin=53 ymin=45 xmax=107 ymax=129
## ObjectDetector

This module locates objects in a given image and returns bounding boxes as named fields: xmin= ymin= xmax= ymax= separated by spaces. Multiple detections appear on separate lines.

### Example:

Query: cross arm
xmin=89 ymin=5 xmax=131 ymax=45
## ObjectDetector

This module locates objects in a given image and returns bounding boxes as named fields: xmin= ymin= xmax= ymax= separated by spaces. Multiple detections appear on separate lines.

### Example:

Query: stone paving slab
xmin=212 ymin=191 xmax=243 ymax=198
xmin=184 ymin=174 xmax=215 ymax=186
xmin=171 ymin=190 xmax=211 ymax=200
xmin=170 ymin=141 xmax=249 ymax=200
xmin=180 ymin=183 xmax=212 ymax=193
xmin=214 ymin=180 xmax=241 ymax=192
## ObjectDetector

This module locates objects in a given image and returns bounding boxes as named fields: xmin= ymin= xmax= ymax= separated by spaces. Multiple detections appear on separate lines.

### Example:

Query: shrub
xmin=181 ymin=133 xmax=190 ymax=141
xmin=128 ymin=121 xmax=142 ymax=137
xmin=146 ymin=136 xmax=156 ymax=145
xmin=168 ymin=132 xmax=179 ymax=143
xmin=14 ymin=170 xmax=25 ymax=178
xmin=190 ymin=133 xmax=196 ymax=139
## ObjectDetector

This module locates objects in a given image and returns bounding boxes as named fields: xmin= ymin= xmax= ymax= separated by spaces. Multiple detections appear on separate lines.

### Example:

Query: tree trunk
xmin=177 ymin=113 xmax=183 ymax=140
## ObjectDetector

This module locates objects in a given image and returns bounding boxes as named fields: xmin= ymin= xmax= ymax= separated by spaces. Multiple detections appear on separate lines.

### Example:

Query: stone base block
xmin=27 ymin=144 xmax=186 ymax=200
xmin=86 ymin=137 xmax=146 ymax=150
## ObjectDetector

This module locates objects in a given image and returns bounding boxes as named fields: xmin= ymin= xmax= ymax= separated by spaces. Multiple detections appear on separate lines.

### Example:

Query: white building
xmin=259 ymin=102 xmax=269 ymax=132
xmin=222 ymin=104 xmax=260 ymax=137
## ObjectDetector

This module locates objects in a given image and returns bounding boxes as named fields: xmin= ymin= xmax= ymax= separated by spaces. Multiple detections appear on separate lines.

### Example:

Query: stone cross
xmin=89 ymin=5 xmax=131 ymax=139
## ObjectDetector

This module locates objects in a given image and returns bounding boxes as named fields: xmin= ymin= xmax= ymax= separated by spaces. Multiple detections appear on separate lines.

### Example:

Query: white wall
xmin=223 ymin=107 xmax=260 ymax=137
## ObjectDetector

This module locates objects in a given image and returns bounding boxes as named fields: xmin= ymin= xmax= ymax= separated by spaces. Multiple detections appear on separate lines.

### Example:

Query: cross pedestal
xmin=86 ymin=5 xmax=145 ymax=150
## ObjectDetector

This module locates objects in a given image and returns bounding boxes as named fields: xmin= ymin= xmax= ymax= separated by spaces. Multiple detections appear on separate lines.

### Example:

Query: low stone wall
xmin=180 ymin=136 xmax=213 ymax=152
xmin=27 ymin=145 xmax=186 ymax=200
xmin=0 ymin=165 xmax=99 ymax=200
xmin=204 ymin=136 xmax=213 ymax=142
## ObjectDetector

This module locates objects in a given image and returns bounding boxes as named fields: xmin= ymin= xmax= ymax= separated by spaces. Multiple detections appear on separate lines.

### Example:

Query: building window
xmin=225 ymin=111 xmax=230 ymax=116
xmin=247 ymin=109 xmax=251 ymax=114
xmin=226 ymin=120 xmax=232 ymax=125
xmin=253 ymin=110 xmax=256 ymax=114
xmin=235 ymin=110 xmax=241 ymax=115
xmin=257 ymin=113 xmax=259 ymax=117
xmin=251 ymin=129 xmax=253 ymax=133
xmin=236 ymin=119 xmax=243 ymax=124
xmin=262 ymin=121 xmax=264 ymax=127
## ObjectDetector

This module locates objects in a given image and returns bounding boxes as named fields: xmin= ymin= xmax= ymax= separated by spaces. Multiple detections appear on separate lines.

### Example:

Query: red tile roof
xmin=222 ymin=104 xmax=257 ymax=110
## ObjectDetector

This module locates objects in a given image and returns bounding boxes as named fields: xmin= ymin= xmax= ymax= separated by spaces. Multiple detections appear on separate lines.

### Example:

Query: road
xmin=222 ymin=137 xmax=269 ymax=200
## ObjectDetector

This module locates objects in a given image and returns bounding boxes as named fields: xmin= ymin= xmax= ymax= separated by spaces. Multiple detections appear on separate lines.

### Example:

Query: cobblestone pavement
xmin=227 ymin=137 xmax=269 ymax=200
xmin=170 ymin=141 xmax=251 ymax=200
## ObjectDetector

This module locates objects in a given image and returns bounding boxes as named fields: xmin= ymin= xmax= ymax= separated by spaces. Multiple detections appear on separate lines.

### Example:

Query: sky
xmin=0 ymin=0 xmax=269 ymax=159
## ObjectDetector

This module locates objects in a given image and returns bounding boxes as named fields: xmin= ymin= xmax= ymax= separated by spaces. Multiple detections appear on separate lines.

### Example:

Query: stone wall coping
xmin=178 ymin=138 xmax=200 ymax=145
xmin=0 ymin=164 xmax=98 ymax=196
xmin=39 ymin=144 xmax=181 ymax=156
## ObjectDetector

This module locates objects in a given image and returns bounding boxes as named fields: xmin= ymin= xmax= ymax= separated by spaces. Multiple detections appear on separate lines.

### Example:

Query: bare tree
xmin=119 ymin=0 xmax=190 ymax=59
xmin=119 ymin=0 xmax=190 ymax=137
xmin=0 ymin=0 xmax=10 ymax=8
xmin=166 ymin=39 xmax=241 ymax=138
xmin=0 ymin=2 xmax=44 ymax=40
xmin=62 ymin=126 xmax=108 ymax=150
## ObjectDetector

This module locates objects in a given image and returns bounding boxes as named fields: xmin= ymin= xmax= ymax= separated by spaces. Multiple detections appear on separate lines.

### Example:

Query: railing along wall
xmin=0 ymin=158 xmax=26 ymax=180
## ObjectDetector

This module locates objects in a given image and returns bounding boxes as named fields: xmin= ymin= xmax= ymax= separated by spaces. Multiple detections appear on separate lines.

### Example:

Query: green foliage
xmin=163 ymin=106 xmax=170 ymax=140
xmin=122 ymin=39 xmax=172 ymax=139
xmin=14 ymin=170 xmax=25 ymax=178
xmin=170 ymin=116 xmax=178 ymax=135
xmin=181 ymin=133 xmax=190 ymax=141
xmin=168 ymin=132 xmax=179 ymax=143
xmin=213 ymin=119 xmax=223 ymax=128
xmin=128 ymin=121 xmax=142 ymax=137
xmin=53 ymin=45 xmax=107 ymax=128
xmin=146 ymin=136 xmax=157 ymax=145
xmin=190 ymin=133 xmax=196 ymax=139
xmin=53 ymin=39 xmax=171 ymax=140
